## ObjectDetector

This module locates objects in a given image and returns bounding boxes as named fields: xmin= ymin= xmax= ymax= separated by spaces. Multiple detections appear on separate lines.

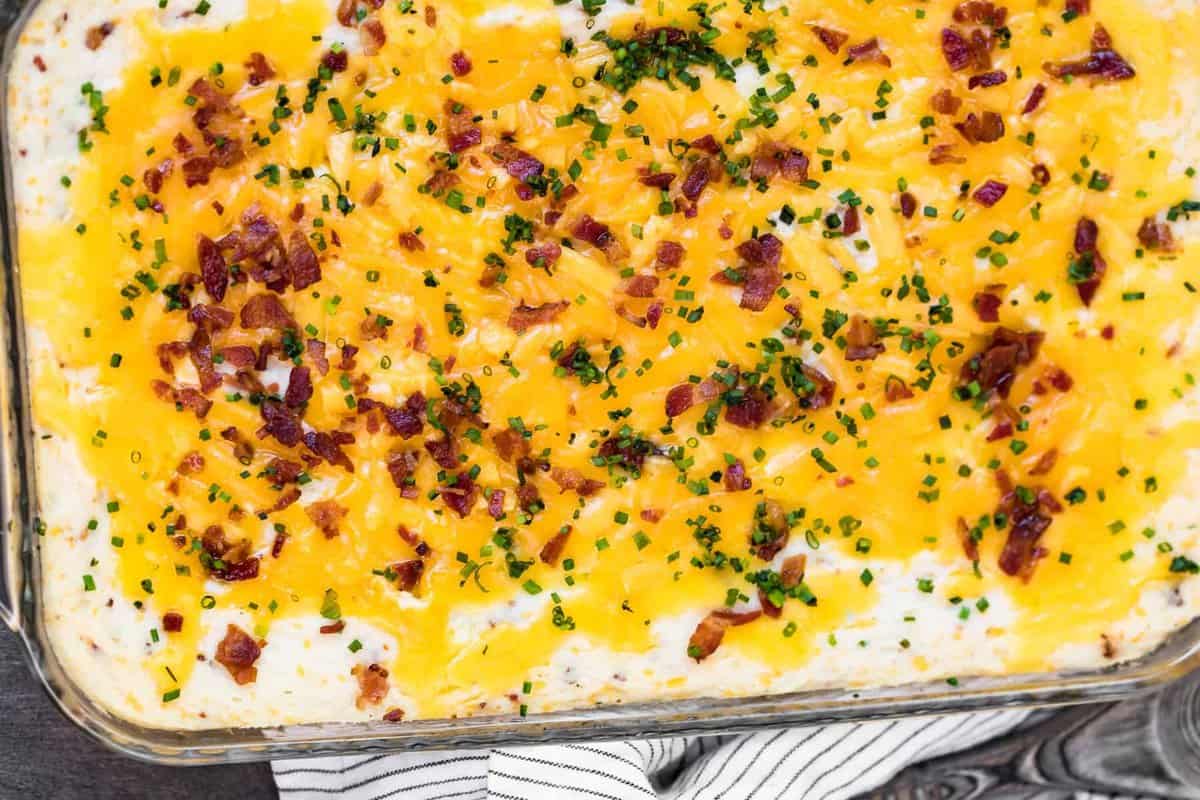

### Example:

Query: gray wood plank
xmin=0 ymin=631 xmax=276 ymax=800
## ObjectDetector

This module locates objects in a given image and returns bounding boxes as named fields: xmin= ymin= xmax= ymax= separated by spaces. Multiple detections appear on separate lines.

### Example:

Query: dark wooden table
xmin=2 ymin=628 xmax=1197 ymax=799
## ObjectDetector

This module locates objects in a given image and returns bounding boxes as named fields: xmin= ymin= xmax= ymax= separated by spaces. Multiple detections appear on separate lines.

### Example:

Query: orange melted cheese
xmin=16 ymin=0 xmax=1200 ymax=721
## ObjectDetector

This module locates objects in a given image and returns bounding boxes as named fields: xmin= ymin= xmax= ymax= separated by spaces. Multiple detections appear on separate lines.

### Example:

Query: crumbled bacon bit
xmin=259 ymin=399 xmax=302 ymax=446
xmin=353 ymin=664 xmax=390 ymax=709
xmin=941 ymin=28 xmax=971 ymax=71
xmin=450 ymin=50 xmax=472 ymax=76
xmin=1072 ymin=216 xmax=1106 ymax=306
xmin=508 ymin=300 xmax=569 ymax=333
xmin=955 ymin=111 xmax=1005 ymax=144
xmin=320 ymin=620 xmax=345 ymax=634
xmin=163 ymin=612 xmax=184 ymax=633
xmin=623 ymin=274 xmax=659 ymax=298
xmin=306 ymin=500 xmax=348 ymax=538
xmin=360 ymin=18 xmax=387 ymax=55
xmin=1032 ymin=163 xmax=1051 ymax=185
xmin=177 ymin=450 xmax=205 ymax=475
xmin=444 ymin=99 xmax=481 ymax=153
xmin=1044 ymin=24 xmax=1135 ymax=82
xmin=215 ymin=624 xmax=262 ymax=685
xmin=384 ymin=393 xmax=426 ymax=439
xmin=960 ymin=327 xmax=1044 ymax=398
xmin=322 ymin=49 xmax=349 ymax=73
xmin=284 ymin=366 xmax=312 ymax=409
xmin=539 ymin=528 xmax=571 ymax=565
xmin=143 ymin=158 xmax=173 ymax=194
xmin=680 ymin=157 xmax=717 ymax=203
xmin=85 ymin=21 xmax=115 ymax=51
xmin=780 ymin=555 xmax=807 ymax=588
xmin=386 ymin=451 xmax=421 ymax=498
xmin=931 ymin=89 xmax=962 ymax=115
xmin=525 ymin=242 xmax=561 ymax=269
xmin=665 ymin=383 xmax=696 ymax=418
xmin=844 ymin=314 xmax=884 ymax=361
xmin=424 ymin=5 xmax=436 ymax=26
xmin=655 ymin=241 xmax=685 ymax=271
xmin=973 ymin=180 xmax=1008 ymax=207
xmin=1066 ymin=0 xmax=1090 ymax=15
xmin=152 ymin=380 xmax=213 ymax=419
xmin=997 ymin=492 xmax=1053 ymax=580
xmin=440 ymin=472 xmax=478 ymax=517
xmin=240 ymin=293 xmax=297 ymax=330
xmin=638 ymin=170 xmax=675 ymax=189
xmin=723 ymin=459 xmax=751 ymax=492
xmin=929 ymin=144 xmax=966 ymax=165
xmin=1137 ymin=218 xmax=1175 ymax=252
xmin=397 ymin=231 xmax=425 ymax=251
xmin=392 ymin=559 xmax=424 ymax=592
xmin=899 ymin=192 xmax=918 ymax=219
xmin=724 ymin=386 xmax=774 ymax=429
xmin=492 ymin=142 xmax=545 ymax=184
xmin=812 ymin=25 xmax=849 ymax=54
xmin=304 ymin=430 xmax=355 ymax=472
xmin=885 ymin=375 xmax=915 ymax=402
xmin=846 ymin=37 xmax=891 ymax=66
xmin=571 ymin=214 xmax=625 ymax=261
xmin=687 ymin=609 xmax=762 ymax=661
xmin=550 ymin=467 xmax=605 ymax=497
xmin=197 ymin=234 xmax=227 ymax=303
xmin=244 ymin=52 xmax=276 ymax=86
xmin=32 ymin=55 xmax=46 ymax=72
xmin=968 ymin=70 xmax=1007 ymax=89
xmin=973 ymin=286 xmax=1004 ymax=322
xmin=1023 ymin=83 xmax=1047 ymax=114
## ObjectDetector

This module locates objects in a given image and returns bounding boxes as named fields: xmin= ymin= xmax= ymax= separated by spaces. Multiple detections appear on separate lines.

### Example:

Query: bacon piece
xmin=955 ymin=111 xmax=1005 ymax=144
xmin=540 ymin=528 xmax=571 ymax=565
xmin=687 ymin=609 xmax=762 ymax=661
xmin=259 ymin=399 xmax=302 ymax=447
xmin=450 ymin=50 xmax=472 ymax=77
xmin=655 ymin=241 xmax=685 ymax=272
xmin=638 ymin=171 xmax=675 ymax=189
xmin=211 ymin=555 xmax=260 ymax=582
xmin=152 ymin=380 xmax=213 ymax=419
xmin=304 ymin=339 xmax=329 ymax=376
xmin=572 ymin=215 xmax=624 ymax=261
xmin=524 ymin=242 xmax=561 ymax=269
xmin=143 ymin=158 xmax=173 ymax=194
xmin=998 ymin=497 xmax=1052 ymax=580
xmin=285 ymin=230 xmax=321 ymax=291
xmin=550 ymin=467 xmax=605 ymax=497
xmin=492 ymin=142 xmax=545 ymax=183
xmin=163 ymin=612 xmax=184 ymax=633
xmin=844 ymin=314 xmax=884 ymax=361
xmin=941 ymin=28 xmax=971 ymax=71
xmin=899 ymin=192 xmax=918 ymax=219
xmin=1022 ymin=83 xmax=1047 ymax=114
xmin=689 ymin=134 xmax=721 ymax=155
xmin=680 ymin=157 xmax=716 ymax=202
xmin=885 ymin=375 xmax=915 ymax=402
xmin=486 ymin=489 xmax=505 ymax=520
xmin=245 ymin=52 xmax=276 ymax=86
xmin=968 ymin=70 xmax=1007 ymax=89
xmin=386 ymin=450 xmax=421 ymax=498
xmin=724 ymin=386 xmax=774 ymax=429
xmin=623 ymin=274 xmax=659 ymax=298
xmin=812 ymin=25 xmax=848 ymax=54
xmin=492 ymin=426 xmax=531 ymax=464
xmin=723 ymin=459 xmax=751 ymax=492
xmin=1137 ymin=218 xmax=1175 ymax=252
xmin=780 ymin=554 xmax=807 ymax=589
xmin=842 ymin=206 xmax=861 ymax=236
xmin=750 ymin=141 xmax=810 ymax=185
xmin=182 ymin=156 xmax=216 ymax=187
xmin=440 ymin=472 xmax=478 ymax=517
xmin=424 ymin=436 xmax=458 ymax=470
xmin=304 ymin=430 xmax=355 ymax=472
xmin=193 ymin=235 xmax=228 ymax=304
xmin=973 ymin=180 xmax=1008 ymax=207
xmin=1044 ymin=24 xmax=1135 ymax=83
xmin=306 ymin=500 xmax=348 ymax=538
xmin=215 ymin=624 xmax=262 ymax=685
xmin=240 ymin=293 xmax=296 ymax=330
xmin=384 ymin=393 xmax=426 ymax=439
xmin=666 ymin=384 xmax=696 ymax=417
xmin=846 ymin=37 xmax=891 ymax=66
xmin=85 ymin=21 xmax=115 ymax=50
xmin=1029 ymin=448 xmax=1058 ymax=477
xmin=973 ymin=286 xmax=1004 ymax=322
xmin=508 ymin=300 xmax=569 ymax=333
xmin=1071 ymin=217 xmax=1106 ymax=306
xmin=360 ymin=18 xmax=387 ymax=55
xmin=444 ymin=99 xmax=481 ymax=153
xmin=733 ymin=233 xmax=784 ymax=312
xmin=392 ymin=558 xmax=424 ymax=593
xmin=351 ymin=663 xmax=391 ymax=709
xmin=960 ymin=327 xmax=1044 ymax=398
xmin=284 ymin=366 xmax=312 ymax=409
xmin=1032 ymin=163 xmax=1051 ymax=185
xmin=929 ymin=144 xmax=966 ymax=165
xmin=931 ymin=89 xmax=962 ymax=115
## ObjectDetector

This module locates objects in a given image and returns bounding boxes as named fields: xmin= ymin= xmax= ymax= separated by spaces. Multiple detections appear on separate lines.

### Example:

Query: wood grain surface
xmin=1 ymin=627 xmax=1196 ymax=799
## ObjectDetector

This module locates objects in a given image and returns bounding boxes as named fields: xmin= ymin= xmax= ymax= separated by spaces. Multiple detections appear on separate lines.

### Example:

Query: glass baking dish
xmin=0 ymin=0 xmax=1197 ymax=766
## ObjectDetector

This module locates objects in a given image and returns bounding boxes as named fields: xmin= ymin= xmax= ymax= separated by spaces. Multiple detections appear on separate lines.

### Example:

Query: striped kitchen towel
xmin=273 ymin=709 xmax=1029 ymax=799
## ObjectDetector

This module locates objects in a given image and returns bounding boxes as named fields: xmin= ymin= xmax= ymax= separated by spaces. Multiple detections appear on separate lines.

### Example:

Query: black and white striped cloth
xmin=273 ymin=709 xmax=1029 ymax=799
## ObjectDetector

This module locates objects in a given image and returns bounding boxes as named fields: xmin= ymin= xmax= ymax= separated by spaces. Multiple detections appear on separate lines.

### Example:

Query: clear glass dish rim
xmin=0 ymin=0 xmax=1196 ymax=766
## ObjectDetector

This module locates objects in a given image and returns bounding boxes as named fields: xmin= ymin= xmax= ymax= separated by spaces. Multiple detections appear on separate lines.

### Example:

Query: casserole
xmin=2 ymin=0 xmax=1200 ymax=763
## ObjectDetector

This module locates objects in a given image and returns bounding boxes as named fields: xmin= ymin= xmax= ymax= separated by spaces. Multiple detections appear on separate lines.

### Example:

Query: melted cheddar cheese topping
xmin=14 ymin=0 xmax=1200 ymax=723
